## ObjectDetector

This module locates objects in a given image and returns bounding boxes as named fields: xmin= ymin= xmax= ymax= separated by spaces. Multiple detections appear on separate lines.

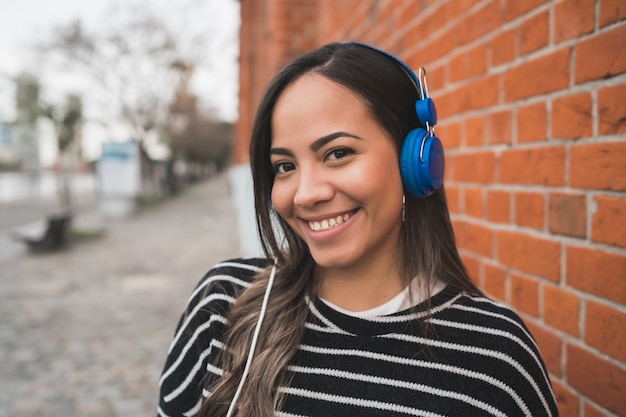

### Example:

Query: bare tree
xmin=37 ymin=3 xmax=198 ymax=145
xmin=14 ymin=73 xmax=41 ymax=173
xmin=41 ymin=94 xmax=83 ymax=208
xmin=167 ymin=63 xmax=232 ymax=173
xmin=33 ymin=1 xmax=238 ymax=200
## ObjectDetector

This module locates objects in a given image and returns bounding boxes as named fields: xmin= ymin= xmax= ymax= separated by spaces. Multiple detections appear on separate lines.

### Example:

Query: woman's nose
xmin=293 ymin=168 xmax=334 ymax=207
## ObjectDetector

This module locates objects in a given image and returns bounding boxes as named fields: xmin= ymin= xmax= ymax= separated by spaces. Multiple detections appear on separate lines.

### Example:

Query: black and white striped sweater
xmin=158 ymin=258 xmax=558 ymax=417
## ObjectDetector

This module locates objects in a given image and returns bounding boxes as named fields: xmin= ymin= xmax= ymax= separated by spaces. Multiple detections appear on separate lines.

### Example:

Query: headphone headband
xmin=343 ymin=41 xmax=421 ymax=92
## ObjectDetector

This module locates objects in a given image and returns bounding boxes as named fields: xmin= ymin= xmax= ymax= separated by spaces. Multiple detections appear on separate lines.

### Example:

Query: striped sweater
xmin=158 ymin=258 xmax=558 ymax=417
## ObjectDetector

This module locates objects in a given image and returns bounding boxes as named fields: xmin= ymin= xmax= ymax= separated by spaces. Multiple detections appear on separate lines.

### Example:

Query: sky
xmin=0 ymin=0 xmax=240 ymax=163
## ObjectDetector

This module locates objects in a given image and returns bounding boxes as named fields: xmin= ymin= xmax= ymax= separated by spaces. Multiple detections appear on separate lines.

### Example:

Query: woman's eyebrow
xmin=270 ymin=131 xmax=362 ymax=157
xmin=310 ymin=131 xmax=361 ymax=151
xmin=269 ymin=147 xmax=293 ymax=157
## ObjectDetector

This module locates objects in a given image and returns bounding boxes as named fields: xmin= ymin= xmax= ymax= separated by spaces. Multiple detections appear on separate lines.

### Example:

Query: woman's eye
xmin=325 ymin=147 xmax=355 ymax=161
xmin=273 ymin=161 xmax=295 ymax=174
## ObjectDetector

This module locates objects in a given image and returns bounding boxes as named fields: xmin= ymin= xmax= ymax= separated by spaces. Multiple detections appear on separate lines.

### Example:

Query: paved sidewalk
xmin=0 ymin=174 xmax=242 ymax=416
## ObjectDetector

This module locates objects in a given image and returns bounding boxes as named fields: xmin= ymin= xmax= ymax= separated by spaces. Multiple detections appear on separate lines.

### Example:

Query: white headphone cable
xmin=226 ymin=261 xmax=277 ymax=417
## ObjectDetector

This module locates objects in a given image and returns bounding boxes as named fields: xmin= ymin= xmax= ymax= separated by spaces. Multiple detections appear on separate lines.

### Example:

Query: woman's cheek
xmin=271 ymin=184 xmax=292 ymax=218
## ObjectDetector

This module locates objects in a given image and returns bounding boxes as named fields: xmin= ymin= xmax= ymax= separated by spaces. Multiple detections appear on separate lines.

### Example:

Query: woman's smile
xmin=304 ymin=209 xmax=356 ymax=232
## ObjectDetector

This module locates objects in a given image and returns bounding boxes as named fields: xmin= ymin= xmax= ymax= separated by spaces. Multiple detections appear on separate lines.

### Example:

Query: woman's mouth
xmin=307 ymin=211 xmax=353 ymax=232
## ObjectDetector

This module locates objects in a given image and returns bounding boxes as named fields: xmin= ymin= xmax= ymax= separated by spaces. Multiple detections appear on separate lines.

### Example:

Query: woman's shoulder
xmin=168 ymin=258 xmax=270 ymax=351
xmin=186 ymin=257 xmax=271 ymax=312
xmin=198 ymin=257 xmax=270 ymax=286
xmin=434 ymin=290 xmax=541 ymax=350
xmin=198 ymin=257 xmax=270 ymax=289
xmin=158 ymin=258 xmax=270 ymax=414
xmin=429 ymin=290 xmax=557 ymax=416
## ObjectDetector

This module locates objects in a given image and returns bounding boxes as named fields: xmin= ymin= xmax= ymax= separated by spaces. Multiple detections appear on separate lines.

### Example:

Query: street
xmin=0 ymin=173 xmax=241 ymax=416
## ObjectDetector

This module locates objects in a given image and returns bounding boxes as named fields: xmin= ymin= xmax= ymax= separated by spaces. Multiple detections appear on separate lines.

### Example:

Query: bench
xmin=12 ymin=210 xmax=73 ymax=252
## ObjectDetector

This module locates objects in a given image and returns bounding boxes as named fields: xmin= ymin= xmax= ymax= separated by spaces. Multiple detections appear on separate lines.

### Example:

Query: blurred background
xmin=1 ymin=1 xmax=625 ymax=416
xmin=0 ymin=0 xmax=238 ymax=219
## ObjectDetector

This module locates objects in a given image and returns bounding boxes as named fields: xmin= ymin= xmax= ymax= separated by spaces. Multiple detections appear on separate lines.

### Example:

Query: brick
xmin=598 ymin=83 xmax=626 ymax=135
xmin=575 ymin=26 xmax=626 ymax=83
xmin=566 ymin=245 xmax=626 ymax=304
xmin=567 ymin=344 xmax=626 ymax=416
xmin=584 ymin=402 xmax=608 ymax=417
xmin=483 ymin=263 xmax=507 ymax=301
xmin=515 ymin=192 xmax=545 ymax=230
xmin=552 ymin=92 xmax=592 ymax=139
xmin=510 ymin=273 xmax=539 ymax=316
xmin=436 ymin=90 xmax=460 ymax=120
xmin=517 ymin=101 xmax=548 ymax=143
xmin=504 ymin=48 xmax=570 ymax=102
xmin=465 ymin=115 xmax=485 ymax=147
xmin=425 ymin=2 xmax=451 ymax=34
xmin=458 ymin=0 xmax=501 ymax=46
xmin=427 ymin=64 xmax=445 ymax=93
xmin=455 ymin=220 xmax=493 ymax=257
xmin=486 ymin=189 xmax=510 ymax=224
xmin=467 ymin=42 xmax=488 ymax=78
xmin=445 ymin=184 xmax=460 ymax=214
xmin=600 ymin=0 xmax=626 ymax=27
xmin=463 ymin=187 xmax=483 ymax=218
xmin=437 ymin=121 xmax=462 ymax=149
xmin=405 ymin=30 xmax=425 ymax=55
xmin=460 ymin=252 xmax=481 ymax=284
xmin=548 ymin=193 xmax=586 ymax=238
xmin=437 ymin=75 xmax=500 ymax=118
xmin=445 ymin=153 xmax=458 ymax=182
xmin=569 ymin=142 xmax=626 ymax=191
xmin=592 ymin=195 xmax=626 ymax=248
xmin=543 ymin=284 xmax=580 ymax=336
xmin=490 ymin=28 xmax=516 ymax=66
xmin=462 ymin=74 xmax=501 ymax=111
xmin=487 ymin=110 xmax=513 ymax=145
xmin=554 ymin=0 xmax=595 ymax=42
xmin=525 ymin=321 xmax=563 ymax=377
xmin=453 ymin=151 xmax=497 ymax=183
xmin=449 ymin=0 xmax=468 ymax=16
xmin=552 ymin=380 xmax=580 ymax=417
xmin=497 ymin=230 xmax=561 ymax=281
xmin=519 ymin=10 xmax=549 ymax=55
xmin=424 ymin=28 xmax=457 ymax=62
xmin=504 ymin=0 xmax=549 ymax=21
xmin=449 ymin=53 xmax=465 ymax=83
xmin=585 ymin=300 xmax=626 ymax=362
xmin=500 ymin=146 xmax=566 ymax=186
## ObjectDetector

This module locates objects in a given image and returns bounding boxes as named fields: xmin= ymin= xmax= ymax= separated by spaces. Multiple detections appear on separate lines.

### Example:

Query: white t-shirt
xmin=320 ymin=279 xmax=445 ymax=318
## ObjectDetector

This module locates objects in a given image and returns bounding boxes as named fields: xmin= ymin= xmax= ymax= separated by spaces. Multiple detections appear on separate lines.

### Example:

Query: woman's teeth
xmin=309 ymin=214 xmax=351 ymax=231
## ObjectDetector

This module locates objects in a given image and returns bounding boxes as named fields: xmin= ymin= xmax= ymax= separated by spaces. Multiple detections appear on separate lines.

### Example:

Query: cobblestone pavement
xmin=0 ymin=174 xmax=242 ymax=416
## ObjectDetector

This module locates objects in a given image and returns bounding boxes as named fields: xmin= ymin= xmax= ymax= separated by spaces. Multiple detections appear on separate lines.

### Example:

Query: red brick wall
xmin=234 ymin=0 xmax=318 ymax=164
xmin=235 ymin=1 xmax=626 ymax=415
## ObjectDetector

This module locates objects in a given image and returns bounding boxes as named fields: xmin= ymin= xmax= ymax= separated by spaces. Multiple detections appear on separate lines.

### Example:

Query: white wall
xmin=228 ymin=163 xmax=263 ymax=257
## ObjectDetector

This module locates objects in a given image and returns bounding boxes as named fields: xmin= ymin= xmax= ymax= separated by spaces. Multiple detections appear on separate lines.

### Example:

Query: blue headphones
xmin=345 ymin=42 xmax=444 ymax=198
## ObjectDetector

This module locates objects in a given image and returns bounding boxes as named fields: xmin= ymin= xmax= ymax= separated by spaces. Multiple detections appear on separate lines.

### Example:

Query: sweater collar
xmin=307 ymin=286 xmax=462 ymax=337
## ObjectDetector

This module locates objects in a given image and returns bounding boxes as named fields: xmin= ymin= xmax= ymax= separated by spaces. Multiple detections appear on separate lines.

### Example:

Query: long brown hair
xmin=199 ymin=42 xmax=479 ymax=416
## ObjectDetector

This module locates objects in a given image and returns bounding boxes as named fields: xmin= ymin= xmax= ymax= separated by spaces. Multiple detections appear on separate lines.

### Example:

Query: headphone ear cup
xmin=400 ymin=128 xmax=445 ymax=198
xmin=400 ymin=128 xmax=423 ymax=198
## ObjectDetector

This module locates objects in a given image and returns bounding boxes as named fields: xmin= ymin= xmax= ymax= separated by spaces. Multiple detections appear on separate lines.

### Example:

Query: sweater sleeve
xmin=156 ymin=258 xmax=266 ymax=417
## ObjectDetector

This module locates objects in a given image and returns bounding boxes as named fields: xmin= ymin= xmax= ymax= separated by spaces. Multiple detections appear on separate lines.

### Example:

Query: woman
xmin=158 ymin=42 xmax=558 ymax=417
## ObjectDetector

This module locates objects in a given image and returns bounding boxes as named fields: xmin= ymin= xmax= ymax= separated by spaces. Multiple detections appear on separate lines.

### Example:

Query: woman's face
xmin=270 ymin=74 xmax=404 ymax=278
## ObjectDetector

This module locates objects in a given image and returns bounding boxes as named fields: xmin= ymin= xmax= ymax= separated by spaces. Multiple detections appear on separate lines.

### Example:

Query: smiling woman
xmin=157 ymin=42 xmax=559 ymax=417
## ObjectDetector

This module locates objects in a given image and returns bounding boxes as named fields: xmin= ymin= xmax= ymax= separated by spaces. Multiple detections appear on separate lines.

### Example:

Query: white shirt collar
xmin=320 ymin=279 xmax=445 ymax=318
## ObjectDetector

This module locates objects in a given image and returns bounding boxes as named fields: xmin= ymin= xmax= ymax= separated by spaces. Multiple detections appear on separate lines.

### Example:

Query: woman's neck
xmin=318 ymin=258 xmax=405 ymax=312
